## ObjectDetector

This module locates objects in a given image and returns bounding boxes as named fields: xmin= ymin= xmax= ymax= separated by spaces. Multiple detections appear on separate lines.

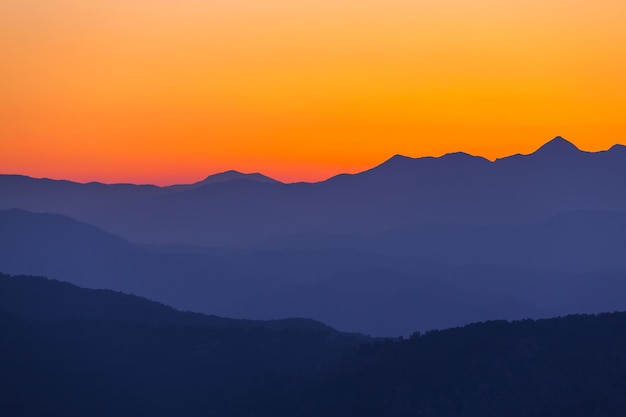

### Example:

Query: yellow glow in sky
xmin=1 ymin=0 xmax=625 ymax=183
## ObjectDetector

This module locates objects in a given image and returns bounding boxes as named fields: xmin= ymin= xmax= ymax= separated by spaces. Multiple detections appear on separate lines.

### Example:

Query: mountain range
xmin=3 ymin=136 xmax=626 ymax=247
xmin=2 ymin=136 xmax=626 ymax=335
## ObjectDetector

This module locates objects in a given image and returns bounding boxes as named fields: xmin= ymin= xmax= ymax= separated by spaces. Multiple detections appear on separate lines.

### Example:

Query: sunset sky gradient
xmin=2 ymin=0 xmax=625 ymax=184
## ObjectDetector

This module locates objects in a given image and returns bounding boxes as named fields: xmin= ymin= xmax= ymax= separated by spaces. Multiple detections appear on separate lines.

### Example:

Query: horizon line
xmin=2 ymin=136 xmax=624 ymax=187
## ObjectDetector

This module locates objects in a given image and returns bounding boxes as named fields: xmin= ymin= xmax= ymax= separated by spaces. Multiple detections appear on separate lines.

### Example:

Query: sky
xmin=1 ymin=0 xmax=625 ymax=184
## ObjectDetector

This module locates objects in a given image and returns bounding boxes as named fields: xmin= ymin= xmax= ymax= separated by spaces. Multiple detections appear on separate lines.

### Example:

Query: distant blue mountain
xmin=2 ymin=137 xmax=625 ymax=246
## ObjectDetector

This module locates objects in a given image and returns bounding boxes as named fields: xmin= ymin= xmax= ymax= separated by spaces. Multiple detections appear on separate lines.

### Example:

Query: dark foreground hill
xmin=0 ymin=273 xmax=366 ymax=416
xmin=311 ymin=313 xmax=626 ymax=417
xmin=1 ymin=273 xmax=625 ymax=417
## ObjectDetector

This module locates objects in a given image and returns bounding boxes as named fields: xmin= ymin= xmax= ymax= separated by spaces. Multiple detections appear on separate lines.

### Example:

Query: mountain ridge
xmin=2 ymin=136 xmax=626 ymax=247
xmin=1 ymin=137 xmax=622 ymax=186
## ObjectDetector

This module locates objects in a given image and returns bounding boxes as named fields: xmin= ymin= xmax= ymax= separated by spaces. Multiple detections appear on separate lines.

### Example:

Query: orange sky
xmin=1 ymin=0 xmax=625 ymax=184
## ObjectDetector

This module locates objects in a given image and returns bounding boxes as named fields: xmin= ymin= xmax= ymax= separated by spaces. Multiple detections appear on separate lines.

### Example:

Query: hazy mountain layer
xmin=3 ymin=209 xmax=626 ymax=335
xmin=2 ymin=137 xmax=626 ymax=246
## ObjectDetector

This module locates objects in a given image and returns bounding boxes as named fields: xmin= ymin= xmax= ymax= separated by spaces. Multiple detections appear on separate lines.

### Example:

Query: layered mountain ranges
xmin=2 ymin=137 xmax=626 ymax=335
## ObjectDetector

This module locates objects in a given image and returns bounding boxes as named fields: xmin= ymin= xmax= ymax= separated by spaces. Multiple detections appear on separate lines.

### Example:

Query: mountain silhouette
xmin=2 ymin=137 xmax=625 ymax=246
